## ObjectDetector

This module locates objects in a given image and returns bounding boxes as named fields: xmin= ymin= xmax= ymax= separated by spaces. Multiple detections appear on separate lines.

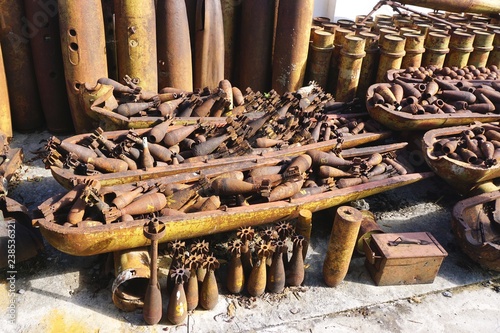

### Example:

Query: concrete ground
xmin=1 ymin=130 xmax=500 ymax=333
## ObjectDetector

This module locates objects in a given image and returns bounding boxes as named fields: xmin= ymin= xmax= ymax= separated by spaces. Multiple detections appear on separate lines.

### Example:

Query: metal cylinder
xmin=323 ymin=206 xmax=362 ymax=287
xmin=305 ymin=30 xmax=334 ymax=90
xmin=114 ymin=0 xmax=157 ymax=92
xmin=469 ymin=29 xmax=494 ymax=68
xmin=356 ymin=31 xmax=379 ymax=99
xmin=295 ymin=209 xmax=313 ymax=260
xmin=24 ymin=0 xmax=73 ymax=134
xmin=397 ymin=0 xmax=500 ymax=16
xmin=0 ymin=0 xmax=44 ymax=132
xmin=444 ymin=30 xmax=475 ymax=68
xmin=156 ymin=0 xmax=193 ymax=92
xmin=335 ymin=35 xmax=366 ymax=102
xmin=376 ymin=34 xmax=406 ymax=83
xmin=421 ymin=32 xmax=450 ymax=68
xmin=194 ymin=0 xmax=225 ymax=89
xmin=487 ymin=29 xmax=500 ymax=68
xmin=355 ymin=210 xmax=384 ymax=255
xmin=102 ymin=0 xmax=118 ymax=80
xmin=238 ymin=0 xmax=275 ymax=93
xmin=58 ymin=0 xmax=108 ymax=133
xmin=327 ymin=27 xmax=352 ymax=93
xmin=401 ymin=33 xmax=426 ymax=69
xmin=220 ymin=0 xmax=241 ymax=82
xmin=0 ymin=44 xmax=12 ymax=137
xmin=272 ymin=0 xmax=314 ymax=94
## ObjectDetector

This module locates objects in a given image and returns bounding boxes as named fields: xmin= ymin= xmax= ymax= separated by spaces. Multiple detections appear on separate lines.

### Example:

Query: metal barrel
xmin=220 ymin=0 xmax=242 ymax=83
xmin=487 ymin=29 xmax=500 ymax=67
xmin=304 ymin=30 xmax=334 ymax=90
xmin=327 ymin=27 xmax=353 ymax=93
xmin=272 ymin=0 xmax=314 ymax=94
xmin=0 ymin=0 xmax=44 ymax=132
xmin=58 ymin=0 xmax=108 ymax=134
xmin=421 ymin=32 xmax=450 ymax=68
xmin=356 ymin=31 xmax=379 ymax=99
xmin=24 ymin=0 xmax=73 ymax=134
xmin=376 ymin=34 xmax=406 ymax=83
xmin=156 ymin=0 xmax=193 ymax=92
xmin=335 ymin=35 xmax=366 ymax=102
xmin=115 ymin=0 xmax=157 ymax=92
xmin=238 ymin=0 xmax=275 ymax=93
xmin=401 ymin=33 xmax=426 ymax=69
xmin=469 ymin=29 xmax=494 ymax=68
xmin=444 ymin=30 xmax=475 ymax=68
xmin=0 ymin=44 xmax=12 ymax=137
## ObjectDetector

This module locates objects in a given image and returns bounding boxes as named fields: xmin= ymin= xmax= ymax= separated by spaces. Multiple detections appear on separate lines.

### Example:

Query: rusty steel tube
xmin=24 ymin=0 xmax=73 ymax=134
xmin=335 ymin=35 xmax=366 ymax=102
xmin=421 ymin=32 xmax=450 ymax=68
xmin=327 ymin=27 xmax=353 ymax=93
xmin=487 ymin=29 xmax=500 ymax=67
xmin=0 ymin=44 xmax=12 ymax=137
xmin=445 ymin=30 xmax=475 ymax=68
xmin=272 ymin=0 xmax=314 ymax=94
xmin=355 ymin=210 xmax=383 ymax=255
xmin=401 ymin=33 xmax=426 ymax=69
xmin=114 ymin=0 xmax=157 ymax=92
xmin=323 ymin=206 xmax=362 ymax=287
xmin=469 ymin=29 xmax=494 ymax=68
xmin=356 ymin=31 xmax=379 ymax=99
xmin=0 ymin=0 xmax=44 ymax=132
xmin=295 ymin=209 xmax=313 ymax=260
xmin=220 ymin=0 xmax=241 ymax=82
xmin=396 ymin=0 xmax=500 ymax=15
xmin=58 ymin=0 xmax=108 ymax=133
xmin=157 ymin=0 xmax=193 ymax=92
xmin=238 ymin=0 xmax=276 ymax=91
xmin=305 ymin=30 xmax=334 ymax=90
xmin=376 ymin=34 xmax=406 ymax=83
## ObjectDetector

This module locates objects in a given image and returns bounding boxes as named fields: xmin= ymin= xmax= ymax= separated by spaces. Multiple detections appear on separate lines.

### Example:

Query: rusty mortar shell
xmin=255 ymin=138 xmax=284 ymax=148
xmin=481 ymin=141 xmax=497 ymax=166
xmin=232 ymin=86 xmax=244 ymax=106
xmin=219 ymin=79 xmax=233 ymax=110
xmin=323 ymin=206 xmax=362 ymax=287
xmin=114 ymin=0 xmax=157 ymax=92
xmin=237 ymin=226 xmax=255 ymax=278
xmin=197 ymin=195 xmax=221 ymax=212
xmin=211 ymin=178 xmax=259 ymax=196
xmin=275 ymin=221 xmax=295 ymax=242
xmin=376 ymin=34 xmax=407 ymax=83
xmin=463 ymin=135 xmax=483 ymax=157
xmin=441 ymin=139 xmax=460 ymax=154
xmin=286 ymin=154 xmax=313 ymax=175
xmin=440 ymin=90 xmax=477 ymax=104
xmin=422 ymin=32 xmax=450 ymax=68
xmin=24 ymin=0 xmax=73 ymax=134
xmin=112 ymin=247 xmax=150 ymax=311
xmin=295 ymin=209 xmax=313 ymax=260
xmin=267 ymin=240 xmax=287 ymax=293
xmin=145 ymin=141 xmax=173 ymax=164
xmin=335 ymin=35 xmax=366 ymax=102
xmin=487 ymin=30 xmax=500 ymax=67
xmin=318 ymin=165 xmax=352 ymax=178
xmin=98 ymin=77 xmax=136 ymax=95
xmin=401 ymin=33 xmax=426 ymax=69
xmin=162 ymin=123 xmax=199 ymax=147
xmin=268 ymin=179 xmax=305 ymax=202
xmin=286 ymin=235 xmax=307 ymax=286
xmin=356 ymin=32 xmax=380 ymax=98
xmin=366 ymin=162 xmax=387 ymax=178
xmin=307 ymin=149 xmax=353 ymax=168
xmin=355 ymin=210 xmax=383 ymax=255
xmin=469 ymin=93 xmax=495 ymax=113
xmin=291 ymin=184 xmax=331 ymax=200
xmin=0 ymin=44 xmax=11 ymax=137
xmin=157 ymin=0 xmax=192 ymax=92
xmin=374 ymin=85 xmax=398 ymax=105
xmin=200 ymin=255 xmax=220 ymax=310
xmin=192 ymin=94 xmax=218 ymax=118
xmin=184 ymin=255 xmax=201 ymax=311
xmin=382 ymin=156 xmax=408 ymax=175
xmin=120 ymin=192 xmax=167 ymax=216
xmin=141 ymin=138 xmax=155 ymax=169
xmin=422 ymin=80 xmax=440 ymax=99
xmin=247 ymin=242 xmax=272 ymax=297
xmin=191 ymin=133 xmax=230 ymax=156
xmin=336 ymin=177 xmax=363 ymax=188
xmin=469 ymin=29 xmax=495 ymax=68
xmin=445 ymin=30 xmax=475 ymax=68
xmin=394 ymin=78 xmax=422 ymax=99
xmin=327 ymin=27 xmax=354 ymax=93
xmin=475 ymin=87 xmax=500 ymax=103
xmin=143 ymin=218 xmax=166 ymax=325
xmin=457 ymin=147 xmax=478 ymax=164
xmin=166 ymin=266 xmax=189 ymax=325
xmin=112 ymin=183 xmax=148 ymax=209
xmin=116 ymin=102 xmax=155 ymax=117
xmin=58 ymin=0 xmax=108 ymax=133
xmin=305 ymin=30 xmax=334 ymax=89
xmin=226 ymin=239 xmax=245 ymax=294
xmin=390 ymin=84 xmax=405 ymax=104
xmin=38 ymin=182 xmax=87 ymax=220
xmin=158 ymin=98 xmax=185 ymax=117
xmin=162 ymin=182 xmax=204 ymax=211
xmin=148 ymin=118 xmax=173 ymax=144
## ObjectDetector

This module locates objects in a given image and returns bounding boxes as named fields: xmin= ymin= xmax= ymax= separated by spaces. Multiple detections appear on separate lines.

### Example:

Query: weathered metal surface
xmin=423 ymin=123 xmax=500 ymax=194
xmin=295 ymin=209 xmax=312 ymax=259
xmin=58 ymin=0 xmax=108 ymax=133
xmin=356 ymin=31 xmax=380 ymax=99
xmin=356 ymin=210 xmax=383 ymax=255
xmin=486 ymin=29 xmax=500 ymax=68
xmin=156 ymin=0 xmax=193 ymax=92
xmin=401 ymin=33 xmax=425 ymax=69
xmin=444 ymin=30 xmax=475 ymax=69
xmin=220 ymin=0 xmax=242 ymax=82
xmin=102 ymin=0 xmax=118 ymax=80
xmin=376 ymin=34 xmax=406 ymax=83
xmin=451 ymin=190 xmax=500 ymax=272
xmin=272 ymin=0 xmax=313 ymax=94
xmin=421 ymin=32 xmax=450 ymax=68
xmin=24 ymin=0 xmax=73 ymax=134
xmin=0 ymin=43 xmax=12 ymax=137
xmin=469 ymin=29 xmax=495 ymax=68
xmin=327 ymin=27 xmax=353 ymax=93
xmin=397 ymin=0 xmax=500 ymax=15
xmin=238 ymin=0 xmax=275 ymax=92
xmin=304 ymin=30 xmax=334 ymax=90
xmin=0 ymin=0 xmax=44 ymax=132
xmin=194 ymin=0 xmax=224 ymax=89
xmin=335 ymin=35 xmax=366 ymax=102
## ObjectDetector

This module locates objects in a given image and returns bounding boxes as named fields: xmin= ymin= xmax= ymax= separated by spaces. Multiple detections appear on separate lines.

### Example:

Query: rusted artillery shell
xmin=435 ymin=78 xmax=459 ymax=92
xmin=268 ymin=179 xmax=305 ymax=202
xmin=336 ymin=177 xmax=363 ymax=188
xmin=1 ymin=0 xmax=44 ymax=132
xmin=247 ymin=253 xmax=268 ymax=297
xmin=366 ymin=162 xmax=387 ymax=178
xmin=401 ymin=33 xmax=426 ymax=69
xmin=98 ymin=77 xmax=135 ymax=94
xmin=440 ymin=90 xmax=477 ymax=104
xmin=267 ymin=241 xmax=286 ymax=293
xmin=219 ymin=79 xmax=233 ymax=110
xmin=145 ymin=142 xmax=173 ymax=163
xmin=469 ymin=30 xmax=494 ymax=68
xmin=423 ymin=80 xmax=440 ymax=99
xmin=157 ymin=0 xmax=192 ymax=92
xmin=192 ymin=95 xmax=217 ymax=117
xmin=323 ymin=206 xmax=362 ymax=287
xmin=390 ymin=84 xmax=404 ymax=104
xmin=475 ymin=88 xmax=500 ymax=103
xmin=148 ymin=119 xmax=172 ymax=143
xmin=286 ymin=235 xmax=306 ymax=286
xmin=328 ymin=27 xmax=353 ymax=93
xmin=112 ymin=186 xmax=146 ymax=209
xmin=318 ymin=165 xmax=352 ymax=178
xmin=374 ymin=85 xmax=398 ymax=105
xmin=305 ymin=30 xmax=334 ymax=90
xmin=335 ymin=35 xmax=366 ymax=102
xmin=226 ymin=239 xmax=245 ymax=294
xmin=445 ymin=30 xmax=475 ymax=68
xmin=272 ymin=0 xmax=313 ymax=94
xmin=38 ymin=183 xmax=86 ymax=218
xmin=141 ymin=138 xmax=155 ymax=169
xmin=58 ymin=0 xmax=108 ymax=133
xmin=394 ymin=78 xmax=422 ymax=99
xmin=166 ymin=276 xmax=188 ymax=325
xmin=162 ymin=124 xmax=198 ymax=147
xmin=291 ymin=184 xmax=330 ymax=199
xmin=114 ymin=0 xmax=157 ymax=92
xmin=249 ymin=165 xmax=285 ymax=178
xmin=211 ymin=178 xmax=258 ymax=196
xmin=67 ymin=193 xmax=88 ymax=225
xmin=286 ymin=154 xmax=313 ymax=175
xmin=383 ymin=157 xmax=408 ymax=175
xmin=0 ymin=44 xmax=12 ymax=137
xmin=200 ymin=259 xmax=219 ymax=310
xmin=355 ymin=210 xmax=383 ymax=255
xmin=307 ymin=150 xmax=353 ymax=167
xmin=487 ymin=30 xmax=500 ymax=67
xmin=442 ymin=139 xmax=459 ymax=154
xmin=468 ymin=93 xmax=495 ymax=113
xmin=295 ymin=209 xmax=313 ymax=260
xmin=481 ymin=140 xmax=495 ymax=160
xmin=232 ymin=86 xmax=244 ymax=106
xmin=116 ymin=102 xmax=153 ymax=117
xmin=198 ymin=195 xmax=221 ymax=212
xmin=24 ymin=0 xmax=73 ymax=134
xmin=255 ymin=138 xmax=284 ymax=148
xmin=191 ymin=134 xmax=228 ymax=156
xmin=60 ymin=141 xmax=97 ymax=161
xmin=376 ymin=34 xmax=406 ymax=83
xmin=185 ymin=263 xmax=199 ymax=311
xmin=422 ymin=32 xmax=450 ymax=68
xmin=457 ymin=147 xmax=478 ymax=163
xmin=158 ymin=98 xmax=184 ymax=117
xmin=356 ymin=31 xmax=379 ymax=98
xmin=120 ymin=193 xmax=167 ymax=216
xmin=194 ymin=0 xmax=225 ymax=89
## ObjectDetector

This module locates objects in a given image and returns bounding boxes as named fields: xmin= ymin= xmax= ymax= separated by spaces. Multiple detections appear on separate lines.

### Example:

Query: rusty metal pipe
xmin=445 ymin=30 xmax=475 ymax=69
xmin=422 ymin=32 xmax=450 ymax=68
xmin=335 ymin=35 xmax=366 ymax=102
xmin=376 ymin=34 xmax=406 ymax=83
xmin=469 ymin=30 xmax=495 ymax=68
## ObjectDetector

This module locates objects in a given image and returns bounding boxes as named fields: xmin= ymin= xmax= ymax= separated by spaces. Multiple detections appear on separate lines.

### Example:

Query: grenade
xmin=200 ymin=255 xmax=220 ymax=310
xmin=226 ymin=239 xmax=245 ymax=294
xmin=247 ymin=242 xmax=272 ymax=297
xmin=167 ymin=266 xmax=189 ymax=325
xmin=267 ymin=240 xmax=287 ymax=293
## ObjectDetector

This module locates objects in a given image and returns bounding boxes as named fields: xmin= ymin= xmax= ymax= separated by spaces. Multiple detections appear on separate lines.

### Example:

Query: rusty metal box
xmin=363 ymin=232 xmax=448 ymax=286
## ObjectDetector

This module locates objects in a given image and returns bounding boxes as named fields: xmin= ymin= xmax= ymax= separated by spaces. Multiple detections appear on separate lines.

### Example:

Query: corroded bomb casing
xmin=267 ymin=241 xmax=286 ymax=293
xmin=198 ymin=195 xmax=221 ymax=212
xmin=390 ymin=84 xmax=404 ymax=104
xmin=327 ymin=27 xmax=353 ymax=93
xmin=295 ymin=209 xmax=313 ymax=260
xmin=146 ymin=141 xmax=172 ymax=163
xmin=394 ymin=78 xmax=421 ymax=98
xmin=475 ymin=87 xmax=500 ymax=103
xmin=383 ymin=157 xmax=407 ymax=175
xmin=157 ymin=0 xmax=192 ymax=92
xmin=247 ymin=245 xmax=270 ymax=297
xmin=323 ymin=206 xmax=362 ymax=287
xmin=167 ymin=269 xmax=189 ymax=325
xmin=191 ymin=134 xmax=229 ymax=156
xmin=232 ymin=86 xmax=244 ymax=106
xmin=376 ymin=34 xmax=406 ymax=83
xmin=268 ymin=179 xmax=305 ymax=202
xmin=335 ymin=35 xmax=366 ymax=102
xmin=401 ymin=33 xmax=426 ymax=69
xmin=141 ymin=138 xmax=155 ymax=169
xmin=469 ymin=29 xmax=495 ymax=68
xmin=200 ymin=256 xmax=219 ymax=310
xmin=440 ymin=90 xmax=476 ymax=103
xmin=116 ymin=102 xmax=154 ymax=117
xmin=374 ymin=85 xmax=398 ymax=105
xmin=445 ymin=30 xmax=475 ymax=68
xmin=194 ymin=0 xmax=224 ymax=89
xmin=112 ymin=186 xmax=146 ymax=209
xmin=211 ymin=178 xmax=258 ymax=196
xmin=1 ymin=0 xmax=44 ymax=132
xmin=286 ymin=154 xmax=313 ymax=175
xmin=357 ymin=31 xmax=380 ymax=99
xmin=307 ymin=150 xmax=353 ymax=167
xmin=114 ymin=0 xmax=157 ymax=92
xmin=163 ymin=124 xmax=199 ymax=147
xmin=148 ymin=119 xmax=172 ymax=143
xmin=318 ymin=165 xmax=352 ymax=178
xmin=219 ymin=79 xmax=233 ymax=110
xmin=24 ymin=0 xmax=73 ymax=134
xmin=487 ymin=29 xmax=500 ymax=67
xmin=272 ymin=0 xmax=314 ymax=94
xmin=422 ymin=80 xmax=440 ymax=99
xmin=59 ymin=141 xmax=97 ymax=161
xmin=98 ymin=77 xmax=135 ymax=94
xmin=286 ymin=235 xmax=306 ymax=286
xmin=226 ymin=239 xmax=245 ymax=294
xmin=249 ymin=165 xmax=285 ymax=178
xmin=67 ymin=193 xmax=88 ymax=225
xmin=163 ymin=183 xmax=200 ymax=210
xmin=421 ymin=32 xmax=450 ymax=68
xmin=355 ymin=210 xmax=383 ymax=255
xmin=255 ymin=138 xmax=284 ymax=148
xmin=192 ymin=94 xmax=217 ymax=117
xmin=158 ymin=98 xmax=184 ymax=117
xmin=58 ymin=0 xmax=108 ymax=133
xmin=185 ymin=258 xmax=199 ymax=311
xmin=0 ymin=44 xmax=12 ymax=137
xmin=120 ymin=192 xmax=167 ymax=216
xmin=305 ymin=30 xmax=334 ymax=90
